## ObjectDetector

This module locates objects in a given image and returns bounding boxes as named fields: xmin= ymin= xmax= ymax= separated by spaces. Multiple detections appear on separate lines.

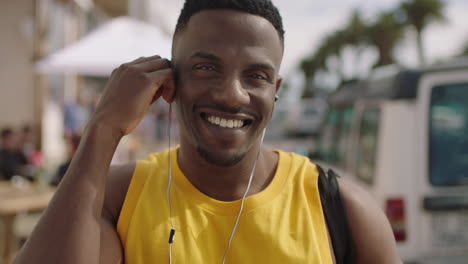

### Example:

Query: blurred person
xmin=63 ymin=88 xmax=94 ymax=139
xmin=19 ymin=125 xmax=35 ymax=157
xmin=19 ymin=125 xmax=42 ymax=168
xmin=0 ymin=128 xmax=29 ymax=180
xmin=51 ymin=135 xmax=80 ymax=186
xmin=14 ymin=1 xmax=400 ymax=264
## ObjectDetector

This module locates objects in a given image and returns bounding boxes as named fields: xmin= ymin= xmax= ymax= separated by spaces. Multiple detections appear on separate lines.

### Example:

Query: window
xmin=318 ymin=107 xmax=353 ymax=167
xmin=318 ymin=109 xmax=339 ymax=164
xmin=336 ymin=108 xmax=353 ymax=167
xmin=430 ymin=83 xmax=468 ymax=186
xmin=356 ymin=108 xmax=380 ymax=183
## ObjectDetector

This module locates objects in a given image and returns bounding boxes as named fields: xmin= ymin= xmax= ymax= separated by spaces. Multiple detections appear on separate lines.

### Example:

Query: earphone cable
xmin=221 ymin=129 xmax=266 ymax=264
xmin=166 ymin=103 xmax=176 ymax=264
xmin=166 ymin=102 xmax=267 ymax=264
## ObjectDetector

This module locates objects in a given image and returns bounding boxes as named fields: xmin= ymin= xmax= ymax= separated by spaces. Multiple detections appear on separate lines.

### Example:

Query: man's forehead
xmin=189 ymin=9 xmax=271 ymax=29
xmin=172 ymin=9 xmax=283 ymax=66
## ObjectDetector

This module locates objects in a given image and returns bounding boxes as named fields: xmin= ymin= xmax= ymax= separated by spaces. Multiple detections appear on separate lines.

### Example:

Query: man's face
xmin=172 ymin=9 xmax=283 ymax=166
xmin=1 ymin=132 xmax=18 ymax=151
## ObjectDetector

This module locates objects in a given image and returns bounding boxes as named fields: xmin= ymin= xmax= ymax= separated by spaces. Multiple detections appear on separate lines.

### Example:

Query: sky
xmin=150 ymin=0 xmax=468 ymax=87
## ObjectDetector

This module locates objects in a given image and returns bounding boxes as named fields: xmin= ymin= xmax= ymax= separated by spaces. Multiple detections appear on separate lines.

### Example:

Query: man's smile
xmin=195 ymin=108 xmax=257 ymax=140
xmin=200 ymin=112 xmax=253 ymax=129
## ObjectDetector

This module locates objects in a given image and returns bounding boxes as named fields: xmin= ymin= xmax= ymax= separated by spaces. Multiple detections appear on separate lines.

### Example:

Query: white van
xmin=315 ymin=58 xmax=468 ymax=264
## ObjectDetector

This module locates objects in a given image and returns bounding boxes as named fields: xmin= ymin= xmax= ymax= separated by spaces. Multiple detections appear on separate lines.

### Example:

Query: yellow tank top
xmin=117 ymin=147 xmax=333 ymax=264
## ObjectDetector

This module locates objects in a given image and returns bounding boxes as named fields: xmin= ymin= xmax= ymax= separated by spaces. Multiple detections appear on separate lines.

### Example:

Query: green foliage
xmin=299 ymin=57 xmax=318 ymax=98
xmin=297 ymin=0 xmax=446 ymax=93
xmin=462 ymin=42 xmax=468 ymax=55
xmin=299 ymin=57 xmax=317 ymax=79
xmin=298 ymin=12 xmax=360 ymax=96
xmin=367 ymin=11 xmax=406 ymax=67
xmin=399 ymin=0 xmax=446 ymax=65
xmin=400 ymin=0 xmax=445 ymax=33
xmin=343 ymin=10 xmax=367 ymax=47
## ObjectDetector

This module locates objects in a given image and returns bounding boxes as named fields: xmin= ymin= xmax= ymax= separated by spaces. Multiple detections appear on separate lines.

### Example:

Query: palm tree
xmin=366 ymin=11 xmax=406 ymax=67
xmin=299 ymin=29 xmax=349 ymax=97
xmin=342 ymin=10 xmax=368 ymax=77
xmin=462 ymin=42 xmax=468 ymax=55
xmin=298 ymin=10 xmax=370 ymax=92
xmin=299 ymin=57 xmax=318 ymax=98
xmin=399 ymin=0 xmax=445 ymax=66
xmin=344 ymin=10 xmax=367 ymax=48
xmin=320 ymin=29 xmax=349 ymax=80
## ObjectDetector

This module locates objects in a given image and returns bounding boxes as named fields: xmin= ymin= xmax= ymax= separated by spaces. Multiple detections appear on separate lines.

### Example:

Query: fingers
xmin=145 ymin=68 xmax=173 ymax=86
xmin=119 ymin=56 xmax=171 ymax=75
xmin=145 ymin=68 xmax=175 ymax=103
xmin=129 ymin=55 xmax=161 ymax=65
xmin=113 ymin=55 xmax=163 ymax=74
xmin=137 ymin=58 xmax=171 ymax=72
xmin=111 ymin=56 xmax=175 ymax=104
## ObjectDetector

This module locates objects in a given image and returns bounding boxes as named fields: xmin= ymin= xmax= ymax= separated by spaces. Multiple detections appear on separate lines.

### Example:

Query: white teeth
xmin=205 ymin=115 xmax=245 ymax=128
xmin=220 ymin=119 xmax=227 ymax=127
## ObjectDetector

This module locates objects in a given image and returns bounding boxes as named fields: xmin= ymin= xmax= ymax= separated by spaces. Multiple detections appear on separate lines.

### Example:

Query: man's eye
xmin=251 ymin=73 xmax=267 ymax=80
xmin=195 ymin=65 xmax=216 ymax=71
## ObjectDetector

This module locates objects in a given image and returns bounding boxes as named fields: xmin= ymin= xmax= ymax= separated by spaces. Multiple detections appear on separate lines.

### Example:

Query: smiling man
xmin=14 ymin=1 xmax=400 ymax=264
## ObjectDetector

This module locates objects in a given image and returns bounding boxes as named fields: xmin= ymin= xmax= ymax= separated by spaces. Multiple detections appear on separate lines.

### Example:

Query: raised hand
xmin=90 ymin=55 xmax=176 ymax=137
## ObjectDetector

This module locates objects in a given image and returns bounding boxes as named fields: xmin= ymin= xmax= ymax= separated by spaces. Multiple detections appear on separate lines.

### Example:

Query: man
xmin=18 ymin=125 xmax=42 ymax=169
xmin=63 ymin=88 xmax=94 ymax=139
xmin=14 ymin=1 xmax=400 ymax=263
xmin=0 ymin=128 xmax=29 ymax=180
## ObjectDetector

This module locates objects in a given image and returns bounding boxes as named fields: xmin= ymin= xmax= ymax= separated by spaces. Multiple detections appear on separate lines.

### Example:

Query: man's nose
xmin=213 ymin=77 xmax=249 ymax=108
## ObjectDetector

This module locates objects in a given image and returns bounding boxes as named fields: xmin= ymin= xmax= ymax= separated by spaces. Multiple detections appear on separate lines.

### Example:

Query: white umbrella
xmin=35 ymin=16 xmax=172 ymax=77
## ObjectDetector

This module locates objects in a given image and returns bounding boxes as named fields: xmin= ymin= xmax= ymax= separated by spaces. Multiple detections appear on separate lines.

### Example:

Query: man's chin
xmin=196 ymin=146 xmax=246 ymax=167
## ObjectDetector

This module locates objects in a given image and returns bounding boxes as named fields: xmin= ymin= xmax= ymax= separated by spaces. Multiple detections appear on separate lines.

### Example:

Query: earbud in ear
xmin=274 ymin=95 xmax=279 ymax=102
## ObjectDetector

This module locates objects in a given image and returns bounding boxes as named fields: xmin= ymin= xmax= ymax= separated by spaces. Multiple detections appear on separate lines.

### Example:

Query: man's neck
xmin=177 ymin=144 xmax=278 ymax=201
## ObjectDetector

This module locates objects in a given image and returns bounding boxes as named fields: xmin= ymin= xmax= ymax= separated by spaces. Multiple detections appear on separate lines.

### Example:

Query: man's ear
xmin=162 ymin=77 xmax=176 ymax=103
xmin=275 ymin=77 xmax=283 ymax=94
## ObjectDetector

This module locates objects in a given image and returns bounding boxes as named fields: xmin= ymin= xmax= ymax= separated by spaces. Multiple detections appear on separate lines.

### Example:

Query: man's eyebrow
xmin=247 ymin=63 xmax=275 ymax=72
xmin=189 ymin=52 xmax=275 ymax=71
xmin=190 ymin=51 xmax=222 ymax=62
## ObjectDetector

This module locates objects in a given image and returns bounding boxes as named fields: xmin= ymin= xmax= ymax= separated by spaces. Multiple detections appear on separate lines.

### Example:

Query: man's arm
xmin=13 ymin=55 xmax=175 ymax=264
xmin=339 ymin=179 xmax=401 ymax=264
xmin=99 ymin=164 xmax=135 ymax=264
xmin=13 ymin=124 xmax=122 ymax=264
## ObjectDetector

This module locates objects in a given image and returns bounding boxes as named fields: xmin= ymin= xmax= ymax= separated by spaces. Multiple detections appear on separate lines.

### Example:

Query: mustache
xmin=194 ymin=103 xmax=259 ymax=119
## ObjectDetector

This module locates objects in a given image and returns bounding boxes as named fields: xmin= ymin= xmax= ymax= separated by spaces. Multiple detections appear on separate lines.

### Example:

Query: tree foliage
xmin=298 ymin=0 xmax=446 ymax=96
xmin=463 ymin=42 xmax=468 ymax=55
xmin=399 ymin=0 xmax=446 ymax=65
xmin=366 ymin=11 xmax=406 ymax=67
xmin=298 ymin=9 xmax=405 ymax=91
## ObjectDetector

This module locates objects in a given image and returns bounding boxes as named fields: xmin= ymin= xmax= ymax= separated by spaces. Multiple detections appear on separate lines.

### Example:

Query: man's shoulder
xmin=337 ymin=178 xmax=400 ymax=263
xmin=274 ymin=149 xmax=314 ymax=167
xmin=102 ymin=150 xmax=170 ymax=225
xmin=336 ymin=177 xmax=386 ymax=221
xmin=102 ymin=163 xmax=136 ymax=225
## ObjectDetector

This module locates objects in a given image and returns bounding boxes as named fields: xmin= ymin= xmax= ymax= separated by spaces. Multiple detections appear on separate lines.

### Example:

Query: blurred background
xmin=0 ymin=0 xmax=467 ymax=263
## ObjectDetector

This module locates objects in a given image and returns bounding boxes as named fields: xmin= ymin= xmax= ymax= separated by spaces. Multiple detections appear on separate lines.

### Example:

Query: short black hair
xmin=1 ymin=128 xmax=12 ymax=139
xmin=22 ymin=125 xmax=32 ymax=133
xmin=174 ymin=0 xmax=285 ymax=44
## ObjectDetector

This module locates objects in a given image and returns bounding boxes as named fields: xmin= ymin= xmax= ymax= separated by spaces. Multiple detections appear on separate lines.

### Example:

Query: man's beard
xmin=196 ymin=145 xmax=246 ymax=167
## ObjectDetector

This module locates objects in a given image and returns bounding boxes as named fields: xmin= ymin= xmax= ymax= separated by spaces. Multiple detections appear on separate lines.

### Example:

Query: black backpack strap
xmin=316 ymin=165 xmax=356 ymax=264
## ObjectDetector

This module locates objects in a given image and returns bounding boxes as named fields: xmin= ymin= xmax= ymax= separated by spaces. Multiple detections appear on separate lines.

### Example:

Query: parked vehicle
xmin=267 ymin=97 xmax=328 ymax=139
xmin=286 ymin=97 xmax=328 ymax=137
xmin=315 ymin=58 xmax=468 ymax=263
